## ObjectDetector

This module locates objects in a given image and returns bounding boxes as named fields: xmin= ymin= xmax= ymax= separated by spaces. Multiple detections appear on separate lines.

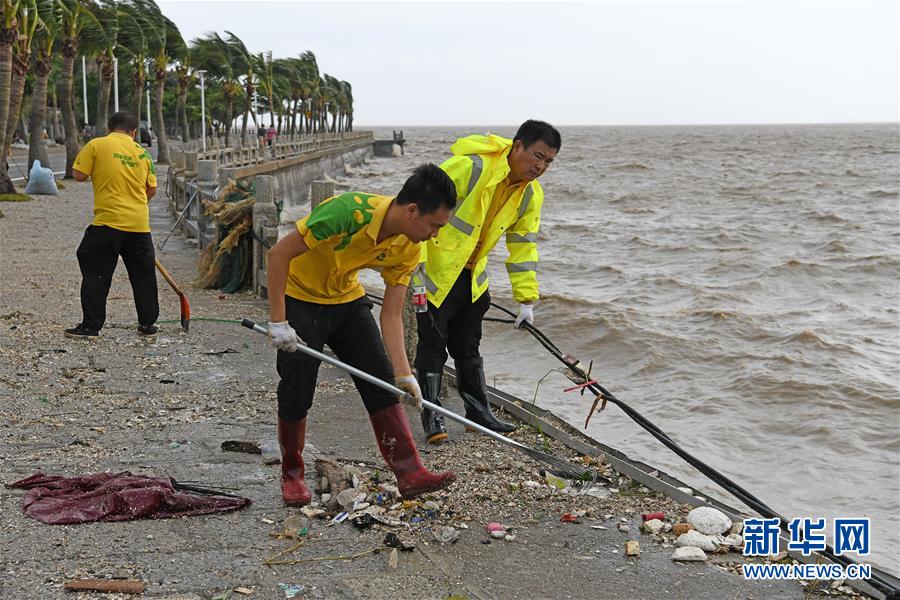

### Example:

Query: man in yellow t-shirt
xmin=65 ymin=111 xmax=159 ymax=340
xmin=264 ymin=164 xmax=457 ymax=506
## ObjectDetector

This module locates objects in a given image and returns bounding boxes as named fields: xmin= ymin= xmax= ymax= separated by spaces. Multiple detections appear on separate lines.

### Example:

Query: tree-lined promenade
xmin=0 ymin=0 xmax=354 ymax=193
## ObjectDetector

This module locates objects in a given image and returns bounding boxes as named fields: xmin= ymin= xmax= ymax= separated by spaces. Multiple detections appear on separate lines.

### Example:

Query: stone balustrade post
xmin=196 ymin=159 xmax=218 ymax=249
xmin=310 ymin=180 xmax=335 ymax=209
xmin=253 ymin=175 xmax=278 ymax=297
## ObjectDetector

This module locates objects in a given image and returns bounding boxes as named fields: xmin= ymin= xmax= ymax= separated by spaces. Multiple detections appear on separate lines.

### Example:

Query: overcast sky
xmin=158 ymin=1 xmax=899 ymax=126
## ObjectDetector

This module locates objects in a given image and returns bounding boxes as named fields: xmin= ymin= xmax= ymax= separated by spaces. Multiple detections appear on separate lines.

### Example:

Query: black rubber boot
xmin=418 ymin=370 xmax=448 ymax=444
xmin=456 ymin=357 xmax=517 ymax=433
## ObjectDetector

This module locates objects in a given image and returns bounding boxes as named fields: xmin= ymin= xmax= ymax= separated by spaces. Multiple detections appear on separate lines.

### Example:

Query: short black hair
xmin=396 ymin=163 xmax=456 ymax=214
xmin=513 ymin=119 xmax=561 ymax=151
xmin=108 ymin=111 xmax=139 ymax=133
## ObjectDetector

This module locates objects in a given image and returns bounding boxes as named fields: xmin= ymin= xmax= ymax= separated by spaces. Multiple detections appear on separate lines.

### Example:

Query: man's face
xmin=404 ymin=204 xmax=452 ymax=242
xmin=508 ymin=139 xmax=558 ymax=182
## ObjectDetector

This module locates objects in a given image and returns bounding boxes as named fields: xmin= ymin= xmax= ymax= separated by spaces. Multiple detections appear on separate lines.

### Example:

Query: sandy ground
xmin=0 ymin=167 xmax=858 ymax=599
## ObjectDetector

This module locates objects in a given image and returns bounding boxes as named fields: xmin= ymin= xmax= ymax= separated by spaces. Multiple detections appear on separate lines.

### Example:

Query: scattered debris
xmin=388 ymin=548 xmax=399 ymax=569
xmin=686 ymin=506 xmax=732 ymax=535
xmin=221 ymin=440 xmax=263 ymax=453
xmin=560 ymin=513 xmax=581 ymax=524
xmin=384 ymin=532 xmax=416 ymax=551
xmin=64 ymin=579 xmax=145 ymax=594
xmin=625 ymin=540 xmax=641 ymax=556
xmin=672 ymin=546 xmax=708 ymax=562
xmin=672 ymin=522 xmax=693 ymax=536
xmin=640 ymin=519 xmax=665 ymax=535
xmin=278 ymin=583 xmax=304 ymax=598
xmin=434 ymin=526 xmax=459 ymax=544
xmin=234 ymin=587 xmax=254 ymax=596
xmin=641 ymin=511 xmax=664 ymax=521
xmin=677 ymin=530 xmax=718 ymax=552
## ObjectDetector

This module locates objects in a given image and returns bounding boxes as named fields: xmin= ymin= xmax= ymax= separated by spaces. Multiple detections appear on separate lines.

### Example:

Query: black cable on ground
xmin=363 ymin=290 xmax=895 ymax=595
xmin=486 ymin=300 xmax=898 ymax=599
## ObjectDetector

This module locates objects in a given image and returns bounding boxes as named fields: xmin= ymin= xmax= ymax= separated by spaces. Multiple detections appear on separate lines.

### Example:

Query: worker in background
xmin=414 ymin=120 xmax=561 ymax=444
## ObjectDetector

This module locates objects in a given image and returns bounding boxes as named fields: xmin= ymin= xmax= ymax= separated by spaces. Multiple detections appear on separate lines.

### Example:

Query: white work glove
xmin=395 ymin=374 xmax=423 ymax=412
xmin=268 ymin=321 xmax=300 ymax=352
xmin=514 ymin=303 xmax=534 ymax=329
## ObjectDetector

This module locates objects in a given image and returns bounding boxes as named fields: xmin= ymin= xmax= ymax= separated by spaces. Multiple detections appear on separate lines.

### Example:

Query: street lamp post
xmin=82 ymin=55 xmax=89 ymax=127
xmin=196 ymin=70 xmax=207 ymax=152
xmin=146 ymin=87 xmax=152 ymax=132
xmin=113 ymin=56 xmax=119 ymax=112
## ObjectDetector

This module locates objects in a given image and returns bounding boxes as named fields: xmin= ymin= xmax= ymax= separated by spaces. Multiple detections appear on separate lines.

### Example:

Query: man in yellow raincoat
xmin=414 ymin=120 xmax=561 ymax=444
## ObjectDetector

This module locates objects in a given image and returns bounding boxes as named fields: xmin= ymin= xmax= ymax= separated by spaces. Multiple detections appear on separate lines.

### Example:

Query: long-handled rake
xmin=155 ymin=259 xmax=190 ymax=332
xmin=241 ymin=319 xmax=594 ymax=480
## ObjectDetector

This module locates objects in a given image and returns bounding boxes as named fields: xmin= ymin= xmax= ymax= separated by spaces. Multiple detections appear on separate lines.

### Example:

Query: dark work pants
xmin=414 ymin=269 xmax=491 ymax=373
xmin=277 ymin=295 xmax=398 ymax=422
xmin=76 ymin=225 xmax=159 ymax=331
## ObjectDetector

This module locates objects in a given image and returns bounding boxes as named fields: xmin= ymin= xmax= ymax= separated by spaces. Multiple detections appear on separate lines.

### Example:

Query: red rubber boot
xmin=369 ymin=404 xmax=456 ymax=498
xmin=278 ymin=417 xmax=311 ymax=506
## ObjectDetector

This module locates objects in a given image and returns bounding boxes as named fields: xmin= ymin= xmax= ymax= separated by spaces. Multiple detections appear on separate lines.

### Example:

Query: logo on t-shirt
xmin=112 ymin=152 xmax=139 ymax=168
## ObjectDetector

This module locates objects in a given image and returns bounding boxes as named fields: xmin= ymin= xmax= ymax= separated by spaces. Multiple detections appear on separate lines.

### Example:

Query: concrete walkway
xmin=0 ymin=167 xmax=824 ymax=599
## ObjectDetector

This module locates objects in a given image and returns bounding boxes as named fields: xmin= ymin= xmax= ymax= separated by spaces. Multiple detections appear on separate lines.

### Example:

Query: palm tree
xmin=191 ymin=32 xmax=241 ymax=146
xmin=4 ymin=1 xmax=37 ymax=158
xmin=135 ymin=0 xmax=181 ymax=164
xmin=299 ymin=51 xmax=318 ymax=134
xmin=58 ymin=0 xmax=99 ymax=178
xmin=117 ymin=0 xmax=149 ymax=124
xmin=27 ymin=0 xmax=61 ymax=172
xmin=80 ymin=0 xmax=117 ymax=136
xmin=0 ymin=0 xmax=20 ymax=193
xmin=222 ymin=31 xmax=253 ymax=145
xmin=168 ymin=26 xmax=190 ymax=142
xmin=340 ymin=80 xmax=353 ymax=132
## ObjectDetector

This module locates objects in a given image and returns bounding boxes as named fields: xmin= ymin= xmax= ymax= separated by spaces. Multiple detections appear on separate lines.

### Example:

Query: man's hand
xmin=395 ymin=374 xmax=423 ymax=412
xmin=268 ymin=321 xmax=299 ymax=352
xmin=514 ymin=303 xmax=534 ymax=329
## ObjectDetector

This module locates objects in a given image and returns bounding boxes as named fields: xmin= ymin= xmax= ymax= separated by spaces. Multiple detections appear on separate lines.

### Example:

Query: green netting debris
xmin=195 ymin=178 xmax=256 ymax=293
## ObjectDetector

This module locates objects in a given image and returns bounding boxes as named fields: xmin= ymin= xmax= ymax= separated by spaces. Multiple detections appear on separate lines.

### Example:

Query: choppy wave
xmin=356 ymin=124 xmax=900 ymax=570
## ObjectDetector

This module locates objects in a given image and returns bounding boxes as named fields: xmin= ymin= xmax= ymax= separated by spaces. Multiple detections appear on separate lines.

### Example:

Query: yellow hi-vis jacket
xmin=417 ymin=134 xmax=543 ymax=308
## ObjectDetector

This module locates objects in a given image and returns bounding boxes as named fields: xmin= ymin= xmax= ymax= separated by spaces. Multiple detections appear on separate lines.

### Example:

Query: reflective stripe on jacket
xmin=417 ymin=134 xmax=542 ymax=308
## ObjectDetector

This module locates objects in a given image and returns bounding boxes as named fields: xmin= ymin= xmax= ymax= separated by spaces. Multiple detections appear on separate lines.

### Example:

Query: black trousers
xmin=414 ymin=269 xmax=491 ymax=373
xmin=277 ymin=295 xmax=398 ymax=422
xmin=76 ymin=225 xmax=159 ymax=331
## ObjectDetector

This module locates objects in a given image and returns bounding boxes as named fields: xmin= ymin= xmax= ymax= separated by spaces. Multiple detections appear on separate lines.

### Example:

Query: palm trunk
xmin=96 ymin=56 xmax=112 ymax=136
xmin=154 ymin=74 xmax=169 ymax=164
xmin=133 ymin=70 xmax=144 ymax=123
xmin=176 ymin=73 xmax=188 ymax=142
xmin=224 ymin=98 xmax=233 ymax=146
xmin=0 ymin=30 xmax=13 ymax=159
xmin=4 ymin=49 xmax=28 ymax=150
xmin=51 ymin=88 xmax=62 ymax=143
xmin=60 ymin=40 xmax=80 ymax=179
xmin=28 ymin=53 xmax=52 ymax=172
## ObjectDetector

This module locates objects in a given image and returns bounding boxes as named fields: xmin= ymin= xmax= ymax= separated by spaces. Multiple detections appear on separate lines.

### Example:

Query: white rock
xmin=641 ymin=519 xmax=665 ymax=535
xmin=686 ymin=507 xmax=732 ymax=535
xmin=676 ymin=530 xmax=718 ymax=552
xmin=617 ymin=523 xmax=631 ymax=533
xmin=729 ymin=521 xmax=744 ymax=535
xmin=490 ymin=530 xmax=505 ymax=539
xmin=336 ymin=488 xmax=357 ymax=510
xmin=524 ymin=480 xmax=542 ymax=488
xmin=676 ymin=486 xmax=693 ymax=495
xmin=723 ymin=534 xmax=743 ymax=548
xmin=672 ymin=546 xmax=708 ymax=562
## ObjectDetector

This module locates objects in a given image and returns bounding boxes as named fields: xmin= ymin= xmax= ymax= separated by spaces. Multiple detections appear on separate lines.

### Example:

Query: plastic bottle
xmin=260 ymin=440 xmax=281 ymax=464
xmin=412 ymin=283 xmax=428 ymax=314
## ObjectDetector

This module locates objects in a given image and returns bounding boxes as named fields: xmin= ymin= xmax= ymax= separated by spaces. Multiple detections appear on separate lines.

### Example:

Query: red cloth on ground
xmin=8 ymin=472 xmax=250 ymax=525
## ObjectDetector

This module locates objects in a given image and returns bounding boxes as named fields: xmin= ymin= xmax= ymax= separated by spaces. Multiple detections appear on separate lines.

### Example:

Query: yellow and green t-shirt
xmin=286 ymin=192 xmax=421 ymax=304
xmin=73 ymin=132 xmax=157 ymax=233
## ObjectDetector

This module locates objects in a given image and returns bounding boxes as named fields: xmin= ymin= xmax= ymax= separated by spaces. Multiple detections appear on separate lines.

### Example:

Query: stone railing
xmin=166 ymin=132 xmax=372 ymax=253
